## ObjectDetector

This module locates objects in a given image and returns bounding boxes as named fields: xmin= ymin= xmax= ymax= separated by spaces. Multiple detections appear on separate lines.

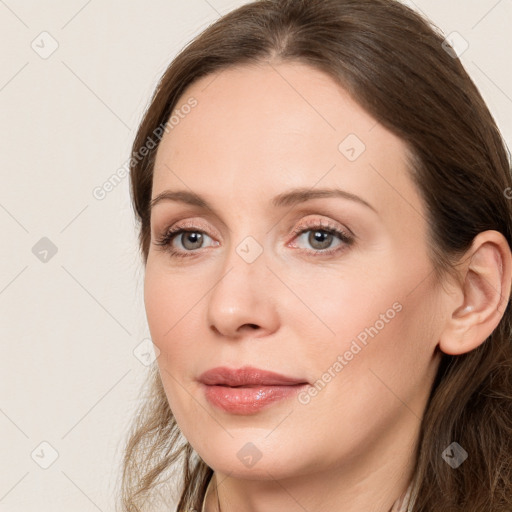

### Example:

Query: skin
xmin=144 ymin=61 xmax=512 ymax=512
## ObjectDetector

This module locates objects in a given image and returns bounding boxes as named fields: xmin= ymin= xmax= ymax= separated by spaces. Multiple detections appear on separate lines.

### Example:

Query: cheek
xmin=295 ymin=268 xmax=401 ymax=346
xmin=144 ymin=271 xmax=171 ymax=352
xmin=143 ymin=265 xmax=201 ymax=381
xmin=144 ymin=267 xmax=204 ymax=422
xmin=297 ymin=264 xmax=436 ymax=394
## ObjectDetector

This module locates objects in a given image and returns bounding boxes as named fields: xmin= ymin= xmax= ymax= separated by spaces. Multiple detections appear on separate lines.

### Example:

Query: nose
xmin=206 ymin=241 xmax=280 ymax=339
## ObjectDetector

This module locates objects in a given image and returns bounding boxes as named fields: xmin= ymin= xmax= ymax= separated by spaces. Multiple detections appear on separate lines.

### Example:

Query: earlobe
xmin=438 ymin=230 xmax=512 ymax=356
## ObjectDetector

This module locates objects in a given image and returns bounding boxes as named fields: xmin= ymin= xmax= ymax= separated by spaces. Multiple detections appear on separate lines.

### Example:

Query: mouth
xmin=198 ymin=365 xmax=309 ymax=387
xmin=198 ymin=366 xmax=309 ymax=414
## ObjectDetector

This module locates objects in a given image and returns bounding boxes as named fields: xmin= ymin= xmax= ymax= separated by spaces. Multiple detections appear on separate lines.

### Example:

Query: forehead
xmin=152 ymin=62 xmax=422 ymax=225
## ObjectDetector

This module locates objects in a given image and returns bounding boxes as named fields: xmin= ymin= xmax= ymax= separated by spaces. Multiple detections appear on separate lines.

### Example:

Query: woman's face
xmin=145 ymin=62 xmax=445 ymax=481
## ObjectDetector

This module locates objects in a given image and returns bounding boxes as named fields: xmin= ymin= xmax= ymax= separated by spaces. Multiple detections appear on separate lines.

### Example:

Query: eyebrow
xmin=149 ymin=187 xmax=377 ymax=213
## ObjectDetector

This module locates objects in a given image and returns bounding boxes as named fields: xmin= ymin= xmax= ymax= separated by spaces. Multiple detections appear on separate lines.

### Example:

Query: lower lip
xmin=202 ymin=383 xmax=308 ymax=414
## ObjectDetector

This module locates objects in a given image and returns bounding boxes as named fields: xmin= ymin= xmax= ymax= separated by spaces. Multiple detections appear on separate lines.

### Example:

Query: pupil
xmin=183 ymin=232 xmax=202 ymax=249
xmin=310 ymin=230 xmax=332 ymax=250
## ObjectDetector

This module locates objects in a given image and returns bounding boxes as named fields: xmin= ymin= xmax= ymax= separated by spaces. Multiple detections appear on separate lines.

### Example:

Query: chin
xmin=196 ymin=441 xmax=314 ymax=481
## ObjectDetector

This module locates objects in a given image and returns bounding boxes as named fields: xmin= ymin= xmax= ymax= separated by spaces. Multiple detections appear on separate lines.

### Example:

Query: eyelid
xmin=157 ymin=215 xmax=349 ymax=240
xmin=155 ymin=218 xmax=220 ymax=240
xmin=287 ymin=217 xmax=352 ymax=242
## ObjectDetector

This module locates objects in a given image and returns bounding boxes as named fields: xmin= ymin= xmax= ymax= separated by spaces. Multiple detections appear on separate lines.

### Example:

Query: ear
xmin=438 ymin=230 xmax=512 ymax=356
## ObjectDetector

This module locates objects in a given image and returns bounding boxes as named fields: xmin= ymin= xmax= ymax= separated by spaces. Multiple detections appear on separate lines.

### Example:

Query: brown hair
xmin=119 ymin=0 xmax=512 ymax=510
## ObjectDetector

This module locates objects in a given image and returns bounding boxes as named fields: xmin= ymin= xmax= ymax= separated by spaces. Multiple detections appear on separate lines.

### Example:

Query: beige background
xmin=1 ymin=1 xmax=511 ymax=511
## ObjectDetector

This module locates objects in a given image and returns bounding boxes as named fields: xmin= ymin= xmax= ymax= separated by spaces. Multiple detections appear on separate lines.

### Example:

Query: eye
xmin=289 ymin=219 xmax=354 ymax=257
xmin=153 ymin=218 xmax=354 ymax=259
xmin=173 ymin=231 xmax=212 ymax=250
xmin=154 ymin=222 xmax=218 ymax=258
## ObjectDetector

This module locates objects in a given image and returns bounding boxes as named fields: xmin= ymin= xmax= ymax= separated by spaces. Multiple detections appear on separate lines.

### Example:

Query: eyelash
xmin=154 ymin=219 xmax=354 ymax=259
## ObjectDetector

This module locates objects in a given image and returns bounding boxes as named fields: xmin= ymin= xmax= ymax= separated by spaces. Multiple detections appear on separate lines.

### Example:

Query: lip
xmin=199 ymin=366 xmax=308 ymax=386
xmin=199 ymin=366 xmax=309 ymax=414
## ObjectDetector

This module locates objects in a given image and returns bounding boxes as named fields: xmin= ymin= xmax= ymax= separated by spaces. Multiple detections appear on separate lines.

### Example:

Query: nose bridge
xmin=206 ymin=231 xmax=279 ymax=336
xmin=218 ymin=215 xmax=270 ymax=286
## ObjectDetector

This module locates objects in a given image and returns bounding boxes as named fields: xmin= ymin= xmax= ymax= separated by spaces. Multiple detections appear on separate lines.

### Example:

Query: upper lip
xmin=199 ymin=366 xmax=308 ymax=387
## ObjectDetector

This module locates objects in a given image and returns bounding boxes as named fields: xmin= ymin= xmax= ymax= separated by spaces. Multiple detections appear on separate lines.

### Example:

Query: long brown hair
xmin=119 ymin=1 xmax=512 ymax=510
